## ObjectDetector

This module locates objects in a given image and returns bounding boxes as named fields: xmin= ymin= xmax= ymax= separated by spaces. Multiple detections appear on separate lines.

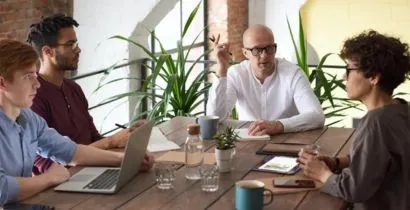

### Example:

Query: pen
xmin=115 ymin=123 xmax=127 ymax=129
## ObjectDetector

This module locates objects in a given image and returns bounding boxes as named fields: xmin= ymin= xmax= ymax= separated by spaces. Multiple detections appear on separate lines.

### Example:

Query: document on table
xmin=147 ymin=127 xmax=181 ymax=152
xmin=235 ymin=128 xmax=270 ymax=141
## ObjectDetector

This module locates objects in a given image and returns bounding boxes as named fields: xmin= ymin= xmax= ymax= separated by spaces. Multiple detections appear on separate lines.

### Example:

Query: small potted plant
xmin=214 ymin=126 xmax=239 ymax=173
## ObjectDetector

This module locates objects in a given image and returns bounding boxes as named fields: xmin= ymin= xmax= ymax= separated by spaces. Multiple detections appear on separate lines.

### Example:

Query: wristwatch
xmin=333 ymin=157 xmax=341 ymax=174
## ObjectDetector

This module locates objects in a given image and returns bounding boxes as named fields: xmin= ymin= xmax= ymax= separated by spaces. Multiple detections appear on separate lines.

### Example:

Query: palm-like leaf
xmin=287 ymin=12 xmax=358 ymax=126
xmin=95 ymin=1 xmax=210 ymax=124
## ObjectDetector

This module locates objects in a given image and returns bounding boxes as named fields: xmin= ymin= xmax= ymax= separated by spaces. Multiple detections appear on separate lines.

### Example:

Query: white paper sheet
xmin=235 ymin=128 xmax=270 ymax=141
xmin=147 ymin=127 xmax=181 ymax=152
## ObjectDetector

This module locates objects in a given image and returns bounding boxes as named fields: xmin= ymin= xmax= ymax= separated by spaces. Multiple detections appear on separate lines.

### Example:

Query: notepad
xmin=235 ymin=128 xmax=270 ymax=141
xmin=147 ymin=127 xmax=181 ymax=152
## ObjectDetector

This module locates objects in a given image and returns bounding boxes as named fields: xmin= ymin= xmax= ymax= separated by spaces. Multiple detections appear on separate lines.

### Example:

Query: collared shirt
xmin=0 ymin=108 xmax=77 ymax=205
xmin=206 ymin=58 xmax=324 ymax=132
xmin=31 ymin=76 xmax=102 ymax=174
xmin=321 ymin=103 xmax=410 ymax=210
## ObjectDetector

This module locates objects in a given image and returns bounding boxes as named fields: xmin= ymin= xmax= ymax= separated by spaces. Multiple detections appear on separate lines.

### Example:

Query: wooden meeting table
xmin=24 ymin=117 xmax=354 ymax=210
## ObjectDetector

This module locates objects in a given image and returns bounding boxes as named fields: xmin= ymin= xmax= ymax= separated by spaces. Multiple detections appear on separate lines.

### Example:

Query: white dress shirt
xmin=206 ymin=58 xmax=325 ymax=132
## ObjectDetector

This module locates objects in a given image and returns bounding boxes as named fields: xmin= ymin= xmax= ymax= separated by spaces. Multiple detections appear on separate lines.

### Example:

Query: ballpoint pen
xmin=115 ymin=123 xmax=127 ymax=129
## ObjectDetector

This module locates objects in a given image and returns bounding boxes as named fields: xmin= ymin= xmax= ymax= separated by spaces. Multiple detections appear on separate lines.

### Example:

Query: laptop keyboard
xmin=83 ymin=169 xmax=120 ymax=190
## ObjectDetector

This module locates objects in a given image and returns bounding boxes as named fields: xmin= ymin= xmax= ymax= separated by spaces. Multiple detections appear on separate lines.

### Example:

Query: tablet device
xmin=251 ymin=155 xmax=300 ymax=174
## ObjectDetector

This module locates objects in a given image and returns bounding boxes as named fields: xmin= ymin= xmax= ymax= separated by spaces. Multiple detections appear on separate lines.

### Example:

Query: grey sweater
xmin=321 ymin=103 xmax=410 ymax=210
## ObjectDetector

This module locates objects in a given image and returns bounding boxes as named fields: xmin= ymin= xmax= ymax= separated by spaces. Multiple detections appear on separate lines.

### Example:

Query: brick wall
xmin=0 ymin=0 xmax=73 ymax=42
xmin=207 ymin=0 xmax=248 ymax=61
xmin=227 ymin=0 xmax=248 ymax=61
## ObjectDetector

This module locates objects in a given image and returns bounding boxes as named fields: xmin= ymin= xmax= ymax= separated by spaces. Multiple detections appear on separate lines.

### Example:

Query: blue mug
xmin=235 ymin=180 xmax=274 ymax=210
xmin=196 ymin=116 xmax=219 ymax=140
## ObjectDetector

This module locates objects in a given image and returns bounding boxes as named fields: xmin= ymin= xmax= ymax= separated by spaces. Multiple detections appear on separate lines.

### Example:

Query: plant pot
xmin=215 ymin=147 xmax=236 ymax=173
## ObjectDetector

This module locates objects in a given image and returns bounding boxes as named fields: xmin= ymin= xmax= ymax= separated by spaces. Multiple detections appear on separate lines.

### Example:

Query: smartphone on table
xmin=273 ymin=178 xmax=316 ymax=188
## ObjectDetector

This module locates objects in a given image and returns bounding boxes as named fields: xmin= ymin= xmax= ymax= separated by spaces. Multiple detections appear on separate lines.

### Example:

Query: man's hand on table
xmin=248 ymin=120 xmax=284 ymax=136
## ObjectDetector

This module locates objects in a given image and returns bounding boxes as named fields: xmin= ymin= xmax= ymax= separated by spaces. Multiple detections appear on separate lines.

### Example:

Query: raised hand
xmin=210 ymin=34 xmax=230 ymax=77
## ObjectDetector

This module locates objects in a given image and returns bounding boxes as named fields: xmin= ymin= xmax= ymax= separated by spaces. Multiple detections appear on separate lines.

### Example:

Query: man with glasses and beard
xmin=27 ymin=14 xmax=154 ymax=175
xmin=207 ymin=24 xmax=324 ymax=136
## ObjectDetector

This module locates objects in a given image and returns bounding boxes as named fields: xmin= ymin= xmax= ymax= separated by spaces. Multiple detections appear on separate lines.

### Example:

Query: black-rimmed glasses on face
xmin=345 ymin=66 xmax=360 ymax=77
xmin=55 ymin=41 xmax=79 ymax=50
xmin=244 ymin=43 xmax=277 ymax=56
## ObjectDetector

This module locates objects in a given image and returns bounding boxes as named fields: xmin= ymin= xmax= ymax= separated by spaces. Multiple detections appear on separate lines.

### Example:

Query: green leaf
xmin=298 ymin=12 xmax=308 ymax=71
xmin=182 ymin=1 xmax=201 ymax=38
xmin=93 ymin=77 xmax=142 ymax=94
xmin=109 ymin=35 xmax=157 ymax=62
xmin=287 ymin=16 xmax=303 ymax=72
xmin=287 ymin=13 xmax=358 ymax=125
xmin=96 ymin=3 xmax=214 ymax=124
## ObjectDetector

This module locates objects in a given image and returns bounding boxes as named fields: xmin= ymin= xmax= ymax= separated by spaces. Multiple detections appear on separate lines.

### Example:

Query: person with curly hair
xmin=298 ymin=30 xmax=410 ymax=210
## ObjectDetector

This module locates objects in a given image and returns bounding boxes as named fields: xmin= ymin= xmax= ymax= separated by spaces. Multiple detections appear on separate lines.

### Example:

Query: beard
xmin=55 ymin=51 xmax=78 ymax=71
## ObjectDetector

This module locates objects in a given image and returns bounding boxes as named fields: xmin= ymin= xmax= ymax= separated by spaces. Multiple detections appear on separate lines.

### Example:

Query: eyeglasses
xmin=345 ymin=66 xmax=360 ymax=77
xmin=55 ymin=41 xmax=79 ymax=50
xmin=244 ymin=44 xmax=277 ymax=57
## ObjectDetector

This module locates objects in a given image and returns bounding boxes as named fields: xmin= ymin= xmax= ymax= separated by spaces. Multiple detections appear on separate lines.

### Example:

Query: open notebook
xmin=235 ymin=128 xmax=270 ymax=141
xmin=147 ymin=127 xmax=180 ymax=152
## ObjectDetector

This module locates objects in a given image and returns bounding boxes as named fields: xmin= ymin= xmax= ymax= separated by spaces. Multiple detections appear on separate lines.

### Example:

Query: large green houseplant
xmin=95 ymin=2 xmax=212 ymax=124
xmin=287 ymin=13 xmax=358 ymax=126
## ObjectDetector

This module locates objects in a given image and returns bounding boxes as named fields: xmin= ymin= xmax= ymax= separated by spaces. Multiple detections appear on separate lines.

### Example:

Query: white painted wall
xmin=248 ymin=0 xmax=318 ymax=64
xmin=73 ymin=0 xmax=178 ymax=133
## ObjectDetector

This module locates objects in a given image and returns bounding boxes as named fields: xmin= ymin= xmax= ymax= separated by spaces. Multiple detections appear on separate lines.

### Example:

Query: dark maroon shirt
xmin=31 ymin=75 xmax=103 ymax=174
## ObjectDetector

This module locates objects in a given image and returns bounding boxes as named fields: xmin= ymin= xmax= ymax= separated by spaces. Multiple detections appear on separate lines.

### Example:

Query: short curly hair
xmin=340 ymin=30 xmax=410 ymax=94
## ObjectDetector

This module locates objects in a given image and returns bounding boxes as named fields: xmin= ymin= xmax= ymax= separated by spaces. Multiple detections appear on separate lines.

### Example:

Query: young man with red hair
xmin=0 ymin=39 xmax=150 ymax=205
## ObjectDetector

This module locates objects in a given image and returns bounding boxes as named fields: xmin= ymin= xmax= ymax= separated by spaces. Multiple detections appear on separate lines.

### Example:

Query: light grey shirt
xmin=321 ymin=103 xmax=410 ymax=210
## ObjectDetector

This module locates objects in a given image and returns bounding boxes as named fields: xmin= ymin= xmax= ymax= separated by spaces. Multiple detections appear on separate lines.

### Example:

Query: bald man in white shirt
xmin=207 ymin=24 xmax=324 ymax=136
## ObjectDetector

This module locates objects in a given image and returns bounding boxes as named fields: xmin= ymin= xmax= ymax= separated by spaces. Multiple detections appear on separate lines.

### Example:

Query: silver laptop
xmin=54 ymin=121 xmax=154 ymax=194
